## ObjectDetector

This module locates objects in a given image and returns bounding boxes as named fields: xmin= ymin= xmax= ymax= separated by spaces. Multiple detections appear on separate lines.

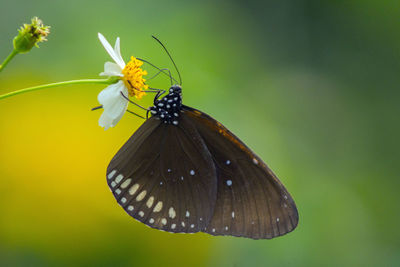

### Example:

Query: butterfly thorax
xmin=149 ymin=85 xmax=182 ymax=125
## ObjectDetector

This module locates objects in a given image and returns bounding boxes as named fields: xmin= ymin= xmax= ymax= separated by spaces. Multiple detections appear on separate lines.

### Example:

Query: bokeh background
xmin=1 ymin=1 xmax=399 ymax=266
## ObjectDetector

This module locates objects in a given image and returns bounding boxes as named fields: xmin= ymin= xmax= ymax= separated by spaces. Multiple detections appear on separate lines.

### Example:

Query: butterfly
xmin=106 ymin=85 xmax=298 ymax=239
xmin=104 ymin=38 xmax=298 ymax=239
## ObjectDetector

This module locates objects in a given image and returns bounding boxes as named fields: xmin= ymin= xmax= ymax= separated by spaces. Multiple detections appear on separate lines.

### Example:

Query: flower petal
xmin=100 ymin=61 xmax=123 ymax=77
xmin=98 ymin=106 xmax=127 ymax=130
xmin=114 ymin=37 xmax=125 ymax=68
xmin=111 ymin=105 xmax=127 ymax=125
xmin=98 ymin=81 xmax=129 ymax=120
xmin=98 ymin=33 xmax=125 ymax=68
xmin=98 ymin=112 xmax=114 ymax=130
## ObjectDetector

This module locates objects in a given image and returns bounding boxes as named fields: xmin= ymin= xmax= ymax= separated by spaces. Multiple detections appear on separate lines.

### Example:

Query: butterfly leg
xmin=126 ymin=109 xmax=146 ymax=119
xmin=91 ymin=105 xmax=103 ymax=111
xmin=120 ymin=92 xmax=149 ymax=111
xmin=153 ymin=88 xmax=166 ymax=102
xmin=142 ymin=87 xmax=166 ymax=102
xmin=91 ymin=104 xmax=145 ymax=119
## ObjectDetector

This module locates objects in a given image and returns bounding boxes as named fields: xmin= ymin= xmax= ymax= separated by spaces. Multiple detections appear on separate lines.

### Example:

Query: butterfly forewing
xmin=182 ymin=106 xmax=299 ymax=239
xmin=106 ymin=116 xmax=218 ymax=233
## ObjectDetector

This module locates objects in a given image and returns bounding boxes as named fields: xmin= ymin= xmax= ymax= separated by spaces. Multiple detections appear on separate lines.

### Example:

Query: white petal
xmin=98 ymin=81 xmax=129 ymax=120
xmin=98 ymin=80 xmax=124 ymax=105
xmin=114 ymin=37 xmax=125 ymax=68
xmin=98 ymin=112 xmax=114 ymax=130
xmin=100 ymin=62 xmax=123 ymax=77
xmin=111 ymin=106 xmax=126 ymax=125
xmin=99 ymin=107 xmax=127 ymax=130
xmin=98 ymin=33 xmax=125 ymax=68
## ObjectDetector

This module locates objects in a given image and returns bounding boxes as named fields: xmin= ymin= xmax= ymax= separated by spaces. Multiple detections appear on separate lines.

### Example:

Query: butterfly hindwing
xmin=106 ymin=116 xmax=217 ymax=233
xmin=182 ymin=105 xmax=299 ymax=239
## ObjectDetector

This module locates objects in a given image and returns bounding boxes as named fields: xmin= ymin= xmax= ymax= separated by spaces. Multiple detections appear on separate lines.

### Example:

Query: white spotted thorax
xmin=149 ymin=85 xmax=182 ymax=125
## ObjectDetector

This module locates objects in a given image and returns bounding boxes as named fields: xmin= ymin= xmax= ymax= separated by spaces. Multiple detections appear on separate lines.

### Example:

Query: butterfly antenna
xmin=137 ymin=57 xmax=178 ymax=85
xmin=151 ymin=35 xmax=182 ymax=85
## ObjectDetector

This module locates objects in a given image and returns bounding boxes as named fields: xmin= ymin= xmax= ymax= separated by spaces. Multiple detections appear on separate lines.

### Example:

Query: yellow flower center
xmin=121 ymin=56 xmax=149 ymax=99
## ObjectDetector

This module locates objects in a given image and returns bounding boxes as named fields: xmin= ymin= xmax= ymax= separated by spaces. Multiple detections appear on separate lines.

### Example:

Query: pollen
xmin=121 ymin=56 xmax=149 ymax=99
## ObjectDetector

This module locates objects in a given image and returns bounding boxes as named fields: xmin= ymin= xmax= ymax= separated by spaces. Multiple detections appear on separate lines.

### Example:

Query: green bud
xmin=13 ymin=17 xmax=50 ymax=54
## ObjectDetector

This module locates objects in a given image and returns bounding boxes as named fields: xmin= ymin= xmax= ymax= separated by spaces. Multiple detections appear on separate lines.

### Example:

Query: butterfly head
xmin=169 ymin=84 xmax=182 ymax=94
xmin=149 ymin=85 xmax=182 ymax=125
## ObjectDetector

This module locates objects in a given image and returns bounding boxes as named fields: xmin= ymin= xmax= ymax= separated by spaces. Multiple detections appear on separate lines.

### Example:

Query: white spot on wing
xmin=190 ymin=170 xmax=195 ymax=175
xmin=111 ymin=181 xmax=116 ymax=188
xmin=253 ymin=158 xmax=259 ymax=165
xmin=232 ymin=211 xmax=235 ymax=218
xmin=149 ymin=218 xmax=154 ymax=224
xmin=120 ymin=178 xmax=131 ymax=189
xmin=212 ymin=228 xmax=216 ymax=233
xmin=169 ymin=207 xmax=176 ymax=219
xmin=121 ymin=197 xmax=126 ymax=203
xmin=181 ymin=222 xmax=185 ymax=227
xmin=115 ymin=174 xmax=123 ymax=183
xmin=185 ymin=211 xmax=190 ymax=217
xmin=138 ymin=211 xmax=144 ymax=217
xmin=226 ymin=160 xmax=231 ymax=165
xmin=226 ymin=180 xmax=232 ymax=186
xmin=129 ymin=184 xmax=139 ymax=195
xmin=276 ymin=217 xmax=280 ymax=222
xmin=161 ymin=218 xmax=167 ymax=225
xmin=127 ymin=205 xmax=134 ymax=211
xmin=107 ymin=170 xmax=117 ymax=179
xmin=115 ymin=189 xmax=121 ymax=195
xmin=225 ymin=226 xmax=228 ymax=231
xmin=136 ymin=190 xmax=147 ymax=201
xmin=146 ymin=196 xmax=154 ymax=208
xmin=190 ymin=224 xmax=195 ymax=228
xmin=171 ymin=223 xmax=176 ymax=229
xmin=153 ymin=201 xmax=163 ymax=212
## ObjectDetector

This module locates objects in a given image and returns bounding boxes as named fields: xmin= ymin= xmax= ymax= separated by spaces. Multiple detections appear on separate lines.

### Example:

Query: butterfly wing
xmin=182 ymin=105 xmax=299 ymax=239
xmin=106 ymin=116 xmax=217 ymax=233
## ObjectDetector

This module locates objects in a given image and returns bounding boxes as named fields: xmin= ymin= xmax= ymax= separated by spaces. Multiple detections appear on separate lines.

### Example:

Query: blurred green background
xmin=1 ymin=0 xmax=399 ymax=266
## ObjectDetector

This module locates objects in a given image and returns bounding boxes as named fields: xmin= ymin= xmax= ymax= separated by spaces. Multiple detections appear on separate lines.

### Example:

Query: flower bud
xmin=13 ymin=17 xmax=50 ymax=54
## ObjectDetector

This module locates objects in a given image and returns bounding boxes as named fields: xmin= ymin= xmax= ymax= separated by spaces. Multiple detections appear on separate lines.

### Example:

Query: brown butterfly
xmin=104 ymin=37 xmax=298 ymax=239
xmin=106 ymin=83 xmax=298 ymax=239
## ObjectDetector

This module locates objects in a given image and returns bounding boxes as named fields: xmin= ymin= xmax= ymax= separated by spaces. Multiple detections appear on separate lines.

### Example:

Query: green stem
xmin=0 ymin=77 xmax=118 ymax=100
xmin=0 ymin=49 xmax=19 ymax=72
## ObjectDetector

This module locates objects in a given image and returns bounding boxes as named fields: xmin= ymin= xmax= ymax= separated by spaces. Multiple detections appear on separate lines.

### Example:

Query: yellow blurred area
xmin=0 ymin=78 xmax=214 ymax=266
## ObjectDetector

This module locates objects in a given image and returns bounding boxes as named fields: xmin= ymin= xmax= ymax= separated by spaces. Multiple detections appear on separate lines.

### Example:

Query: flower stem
xmin=0 ymin=49 xmax=19 ymax=73
xmin=0 ymin=77 xmax=117 ymax=100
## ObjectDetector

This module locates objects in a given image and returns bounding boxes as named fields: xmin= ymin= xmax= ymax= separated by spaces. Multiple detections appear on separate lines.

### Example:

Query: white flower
xmin=97 ymin=33 xmax=149 ymax=130
xmin=97 ymin=33 xmax=128 ymax=130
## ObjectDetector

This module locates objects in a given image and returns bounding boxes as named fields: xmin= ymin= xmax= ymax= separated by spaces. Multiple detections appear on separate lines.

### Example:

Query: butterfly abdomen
xmin=149 ymin=85 xmax=182 ymax=125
